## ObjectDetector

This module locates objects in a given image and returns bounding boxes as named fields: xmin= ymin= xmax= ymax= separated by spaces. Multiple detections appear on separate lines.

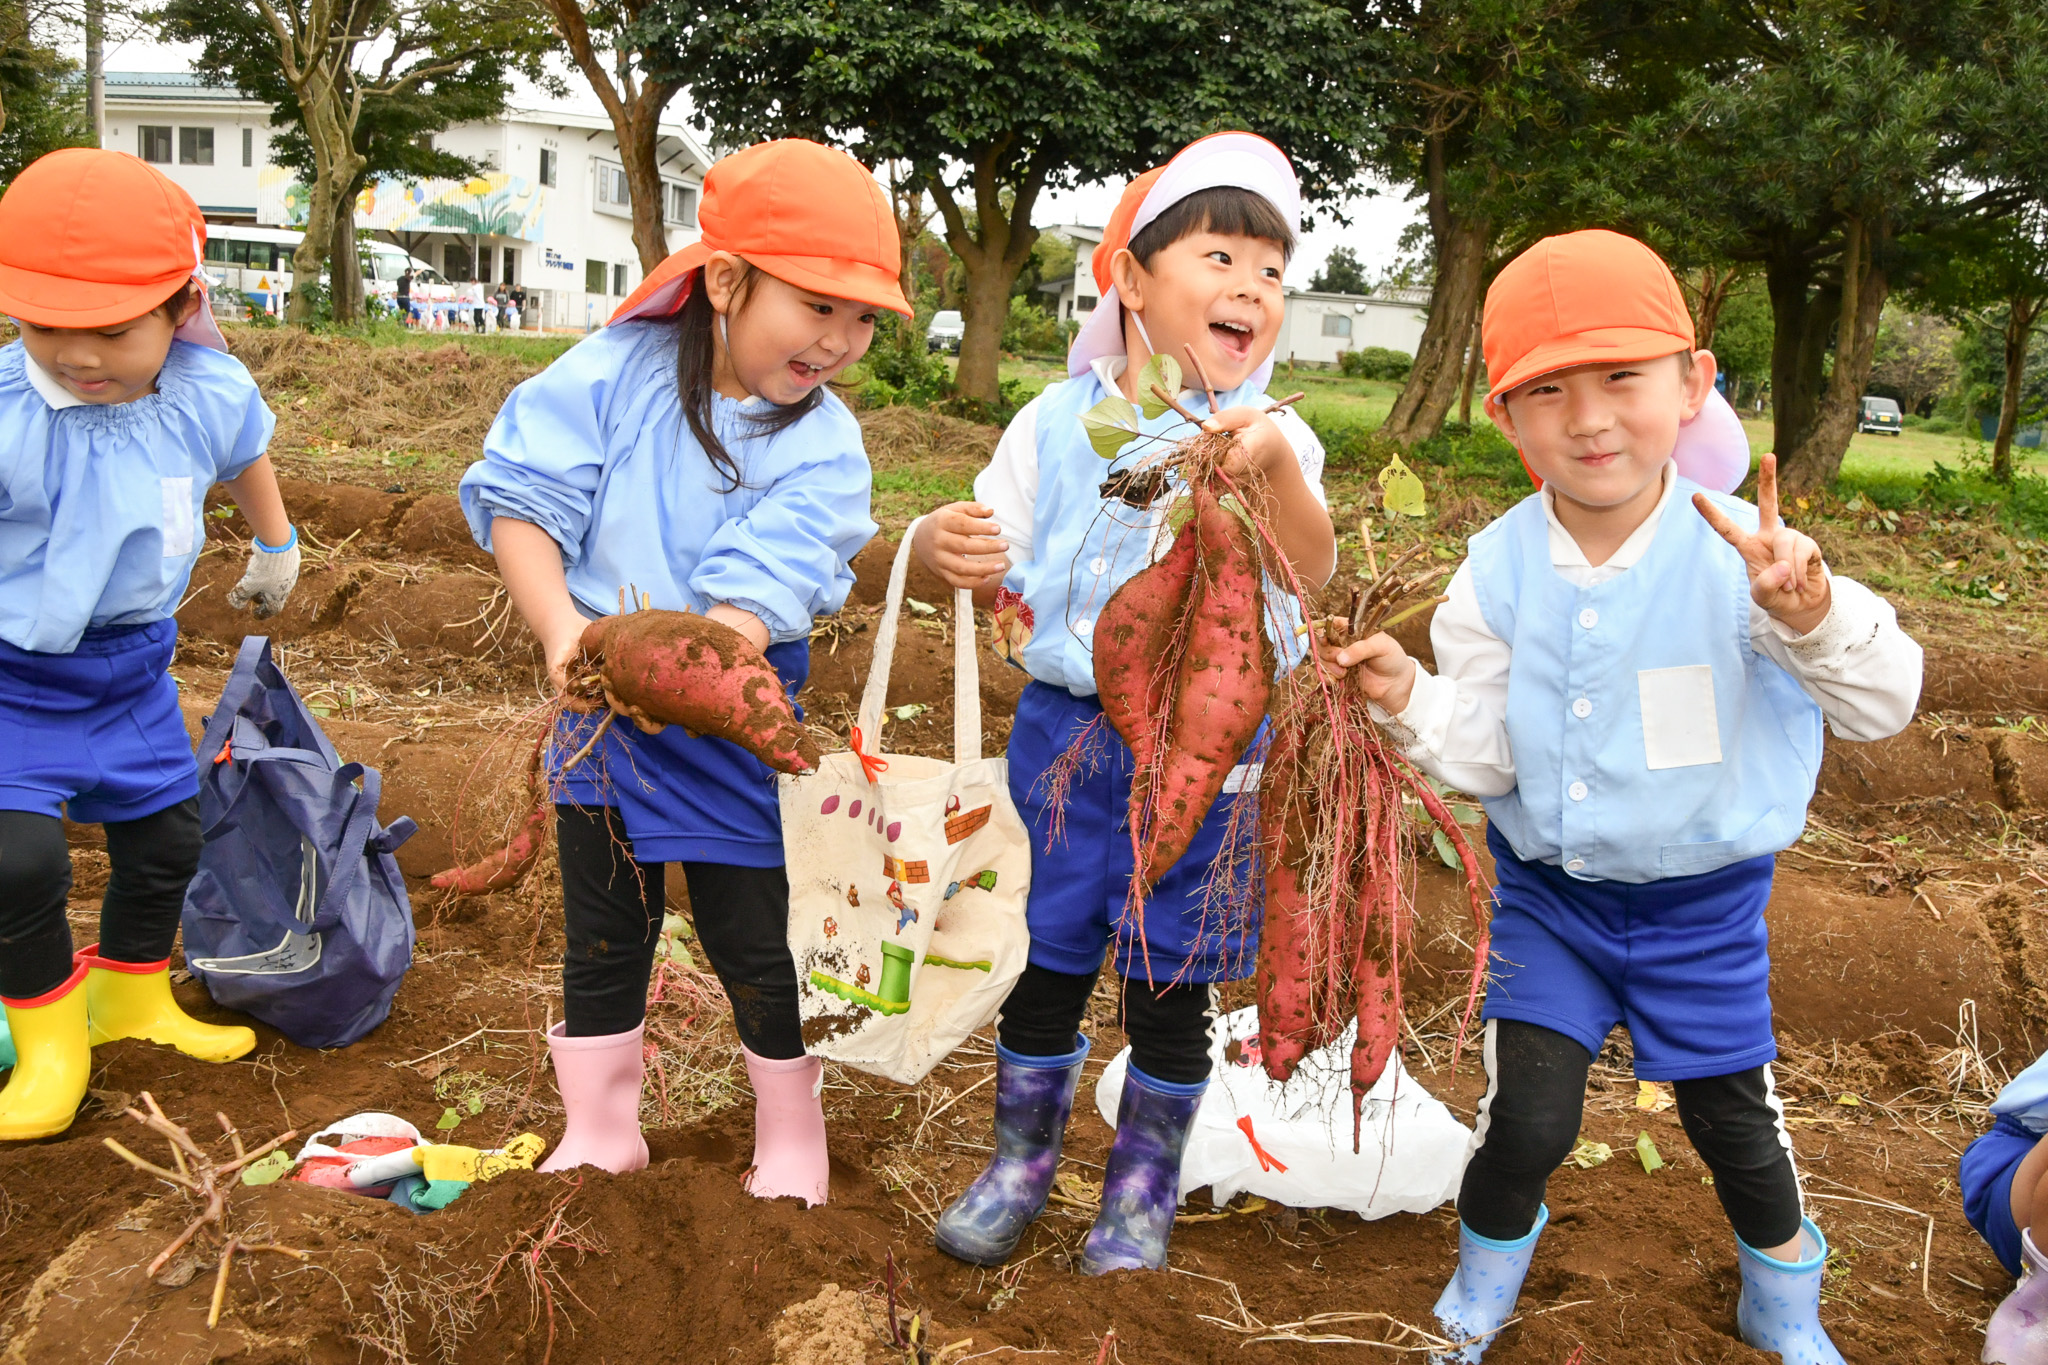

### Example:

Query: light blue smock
xmin=459 ymin=320 xmax=875 ymax=639
xmin=0 ymin=339 xmax=275 ymax=654
xmin=1005 ymin=369 xmax=1315 ymax=695
xmin=1466 ymin=477 xmax=1825 ymax=884
xmin=1993 ymin=1052 xmax=2048 ymax=1136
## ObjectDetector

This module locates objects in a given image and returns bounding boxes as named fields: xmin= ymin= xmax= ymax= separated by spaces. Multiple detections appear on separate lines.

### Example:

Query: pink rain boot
xmin=741 ymin=1044 xmax=829 ymax=1206
xmin=537 ymin=1022 xmax=650 ymax=1174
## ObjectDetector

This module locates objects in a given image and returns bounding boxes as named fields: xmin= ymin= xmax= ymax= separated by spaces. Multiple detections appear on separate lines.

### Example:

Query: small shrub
xmin=1337 ymin=346 xmax=1414 ymax=381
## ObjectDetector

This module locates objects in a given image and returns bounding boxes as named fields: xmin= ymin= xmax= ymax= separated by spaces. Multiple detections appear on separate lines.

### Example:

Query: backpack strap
xmin=197 ymin=636 xmax=275 ymax=770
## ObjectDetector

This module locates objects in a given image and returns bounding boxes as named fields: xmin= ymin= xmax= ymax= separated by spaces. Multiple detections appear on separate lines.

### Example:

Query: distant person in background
xmin=396 ymin=267 xmax=413 ymax=327
xmin=510 ymin=285 xmax=527 ymax=331
xmin=492 ymin=286 xmax=510 ymax=332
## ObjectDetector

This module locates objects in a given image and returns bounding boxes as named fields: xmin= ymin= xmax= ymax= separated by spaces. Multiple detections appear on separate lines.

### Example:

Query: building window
xmin=241 ymin=128 xmax=253 ymax=167
xmin=539 ymin=148 xmax=558 ymax=187
xmin=179 ymin=127 xmax=214 ymax=165
xmin=444 ymin=243 xmax=473 ymax=282
xmin=596 ymin=162 xmax=629 ymax=206
xmin=1076 ymin=294 xmax=1097 ymax=313
xmin=666 ymin=183 xmax=697 ymax=226
xmin=585 ymin=260 xmax=607 ymax=294
xmin=612 ymin=262 xmax=628 ymax=296
xmin=501 ymin=247 xmax=519 ymax=285
xmin=1321 ymin=313 xmax=1353 ymax=339
xmin=139 ymin=126 xmax=173 ymax=163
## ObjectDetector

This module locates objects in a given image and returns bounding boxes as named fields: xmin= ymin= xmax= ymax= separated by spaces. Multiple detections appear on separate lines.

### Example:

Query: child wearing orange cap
xmin=912 ymin=133 xmax=1337 ymax=1275
xmin=460 ymin=138 xmax=904 ymax=1202
xmin=1325 ymin=229 xmax=1921 ymax=1364
xmin=0 ymin=148 xmax=300 ymax=1140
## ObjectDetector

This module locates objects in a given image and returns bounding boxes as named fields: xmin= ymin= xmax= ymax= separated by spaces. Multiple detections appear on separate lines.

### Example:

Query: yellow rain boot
xmin=0 ymin=961 xmax=90 ymax=1140
xmin=79 ymin=945 xmax=255 ymax=1062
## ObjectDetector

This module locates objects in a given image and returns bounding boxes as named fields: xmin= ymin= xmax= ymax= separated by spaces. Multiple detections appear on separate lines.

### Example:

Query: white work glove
xmin=227 ymin=527 xmax=301 ymax=619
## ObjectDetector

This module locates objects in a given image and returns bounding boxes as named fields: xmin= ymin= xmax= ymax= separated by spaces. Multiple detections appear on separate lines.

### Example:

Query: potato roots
xmin=571 ymin=609 xmax=820 ymax=774
xmin=431 ymin=731 xmax=549 ymax=897
xmin=1094 ymin=481 xmax=1273 ymax=890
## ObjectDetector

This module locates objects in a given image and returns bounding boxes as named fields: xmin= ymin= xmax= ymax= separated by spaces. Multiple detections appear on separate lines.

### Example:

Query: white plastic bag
xmin=780 ymin=522 xmax=1032 ymax=1084
xmin=1094 ymin=1006 xmax=1470 ymax=1217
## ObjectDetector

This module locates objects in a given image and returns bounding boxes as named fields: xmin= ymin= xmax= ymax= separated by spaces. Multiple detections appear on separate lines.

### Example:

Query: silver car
xmin=927 ymin=309 xmax=965 ymax=354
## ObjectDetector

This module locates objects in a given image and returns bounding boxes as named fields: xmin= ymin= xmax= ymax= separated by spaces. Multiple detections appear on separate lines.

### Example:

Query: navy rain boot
xmin=1079 ymin=1063 xmax=1206 ymax=1274
xmin=933 ymin=1036 xmax=1089 ymax=1266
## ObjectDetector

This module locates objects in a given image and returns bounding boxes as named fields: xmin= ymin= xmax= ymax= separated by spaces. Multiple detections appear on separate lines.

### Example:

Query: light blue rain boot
xmin=1431 ymin=1205 xmax=1548 ymax=1363
xmin=1736 ymin=1217 xmax=1847 ymax=1365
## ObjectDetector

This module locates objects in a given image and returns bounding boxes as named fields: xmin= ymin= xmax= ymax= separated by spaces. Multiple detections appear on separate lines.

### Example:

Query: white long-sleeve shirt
xmin=1376 ymin=463 xmax=1924 ymax=798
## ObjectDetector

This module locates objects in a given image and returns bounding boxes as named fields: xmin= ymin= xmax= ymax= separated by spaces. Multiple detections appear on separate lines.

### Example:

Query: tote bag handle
xmin=854 ymin=516 xmax=982 ymax=765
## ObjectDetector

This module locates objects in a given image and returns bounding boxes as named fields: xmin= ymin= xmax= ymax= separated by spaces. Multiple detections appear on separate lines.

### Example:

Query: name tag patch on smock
xmin=1638 ymin=664 xmax=1721 ymax=770
xmin=160 ymin=477 xmax=194 ymax=557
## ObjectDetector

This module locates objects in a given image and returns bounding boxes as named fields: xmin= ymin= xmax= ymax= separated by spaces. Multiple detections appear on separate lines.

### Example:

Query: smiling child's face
xmin=705 ymin=256 xmax=881 ymax=406
xmin=1491 ymin=351 xmax=1718 ymax=510
xmin=1114 ymin=229 xmax=1287 ymax=393
xmin=15 ymin=296 xmax=191 ymax=405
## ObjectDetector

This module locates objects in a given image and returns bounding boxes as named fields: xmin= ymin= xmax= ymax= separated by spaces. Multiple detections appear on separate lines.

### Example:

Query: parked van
xmin=1858 ymin=395 xmax=1904 ymax=436
xmin=927 ymin=309 xmax=965 ymax=354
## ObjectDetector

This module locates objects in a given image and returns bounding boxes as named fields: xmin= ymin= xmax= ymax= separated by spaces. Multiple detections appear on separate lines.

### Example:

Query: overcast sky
xmin=100 ymin=40 xmax=1425 ymax=287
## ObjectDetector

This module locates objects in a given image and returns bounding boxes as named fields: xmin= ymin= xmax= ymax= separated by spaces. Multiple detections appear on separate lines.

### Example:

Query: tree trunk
xmin=1763 ymin=244 xmax=1832 ymax=462
xmin=1382 ymin=213 xmax=1488 ymax=446
xmin=1993 ymin=296 xmax=2043 ymax=484
xmin=1779 ymin=216 xmax=1891 ymax=493
xmin=539 ymin=0 xmax=680 ymax=275
xmin=930 ymin=145 xmax=1044 ymax=406
xmin=1457 ymin=310 xmax=1482 ymax=426
xmin=328 ymin=184 xmax=363 ymax=325
xmin=283 ymin=60 xmax=366 ymax=327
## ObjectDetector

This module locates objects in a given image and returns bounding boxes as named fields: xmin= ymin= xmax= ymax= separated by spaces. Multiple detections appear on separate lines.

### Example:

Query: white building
xmin=1273 ymin=286 xmax=1429 ymax=367
xmin=104 ymin=71 xmax=712 ymax=329
xmin=1034 ymin=221 xmax=1428 ymax=366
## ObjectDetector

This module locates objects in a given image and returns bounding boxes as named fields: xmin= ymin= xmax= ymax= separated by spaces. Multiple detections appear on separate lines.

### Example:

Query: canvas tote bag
xmin=781 ymin=520 xmax=1031 ymax=1084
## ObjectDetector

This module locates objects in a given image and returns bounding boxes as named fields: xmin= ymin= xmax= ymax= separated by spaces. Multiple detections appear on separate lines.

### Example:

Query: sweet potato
xmin=431 ymin=795 xmax=549 ymax=895
xmin=1094 ymin=517 xmax=1199 ymax=771
xmin=1255 ymin=724 xmax=1321 ymax=1082
xmin=1137 ymin=488 xmax=1272 ymax=885
xmin=573 ymin=609 xmax=819 ymax=774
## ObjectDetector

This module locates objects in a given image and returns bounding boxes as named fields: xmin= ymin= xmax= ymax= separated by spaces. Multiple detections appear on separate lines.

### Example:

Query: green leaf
xmin=436 ymin=1107 xmax=462 ymax=1132
xmin=905 ymin=596 xmax=937 ymax=616
xmin=892 ymin=702 xmax=930 ymax=721
xmin=1080 ymin=394 xmax=1143 ymax=459
xmin=240 ymin=1149 xmax=294 ymax=1186
xmin=1378 ymin=453 xmax=1428 ymax=518
xmin=1569 ymin=1138 xmax=1611 ymax=1169
xmin=1430 ymin=828 xmax=1461 ymax=871
xmin=465 ymin=1094 xmax=484 ymax=1116
xmin=1635 ymin=1129 xmax=1665 ymax=1173
xmin=1134 ymin=353 xmax=1182 ymax=419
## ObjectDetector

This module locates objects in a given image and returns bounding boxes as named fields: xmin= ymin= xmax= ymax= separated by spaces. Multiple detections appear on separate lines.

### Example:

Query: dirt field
xmin=5 ymin=332 xmax=2048 ymax=1364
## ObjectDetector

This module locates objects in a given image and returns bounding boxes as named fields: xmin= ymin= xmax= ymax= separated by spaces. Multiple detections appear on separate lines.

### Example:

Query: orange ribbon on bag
xmin=848 ymin=726 xmax=889 ymax=785
xmin=1237 ymin=1115 xmax=1288 ymax=1173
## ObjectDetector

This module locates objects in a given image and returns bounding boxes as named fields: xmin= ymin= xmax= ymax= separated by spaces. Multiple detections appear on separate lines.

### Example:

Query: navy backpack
xmin=181 ymin=636 xmax=418 ymax=1049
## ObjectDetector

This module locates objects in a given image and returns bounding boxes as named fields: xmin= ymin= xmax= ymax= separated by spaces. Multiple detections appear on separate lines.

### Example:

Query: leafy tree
xmin=1867 ymin=308 xmax=1959 ymax=421
xmin=1587 ymin=0 xmax=2048 ymax=490
xmin=1708 ymin=280 xmax=1773 ymax=410
xmin=161 ymin=0 xmax=553 ymax=325
xmin=0 ymin=0 xmax=90 ymax=186
xmin=535 ymin=0 xmax=683 ymax=274
xmin=658 ymin=0 xmax=1381 ymax=405
xmin=1915 ymin=208 xmax=2048 ymax=480
xmin=1310 ymin=244 xmax=1370 ymax=294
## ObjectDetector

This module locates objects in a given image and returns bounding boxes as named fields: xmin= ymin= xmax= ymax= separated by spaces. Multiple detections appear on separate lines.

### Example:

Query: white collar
xmin=22 ymin=352 xmax=85 ymax=410
xmin=1541 ymin=461 xmax=1677 ymax=571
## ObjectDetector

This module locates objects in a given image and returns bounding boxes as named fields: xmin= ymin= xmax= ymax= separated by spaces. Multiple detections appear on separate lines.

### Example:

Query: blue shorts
xmin=1008 ymin=681 xmax=1257 ymax=983
xmin=552 ymin=639 xmax=807 ymax=868
xmin=1481 ymin=825 xmax=1778 ymax=1081
xmin=1963 ymin=1116 xmax=2040 ymax=1277
xmin=0 ymin=619 xmax=197 ymax=825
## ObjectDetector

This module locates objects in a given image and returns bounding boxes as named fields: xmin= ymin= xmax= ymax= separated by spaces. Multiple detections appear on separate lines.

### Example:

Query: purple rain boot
xmin=933 ymin=1036 xmax=1089 ymax=1266
xmin=1986 ymin=1227 xmax=2048 ymax=1364
xmin=1078 ymin=1063 xmax=1207 ymax=1275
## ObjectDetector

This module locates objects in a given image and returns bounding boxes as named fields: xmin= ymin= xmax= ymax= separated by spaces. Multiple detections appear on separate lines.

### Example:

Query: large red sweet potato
xmin=574 ymin=609 xmax=820 ymax=774
xmin=1095 ymin=519 xmax=1199 ymax=771
xmin=1255 ymin=723 xmax=1321 ymax=1082
xmin=1138 ymin=489 xmax=1272 ymax=885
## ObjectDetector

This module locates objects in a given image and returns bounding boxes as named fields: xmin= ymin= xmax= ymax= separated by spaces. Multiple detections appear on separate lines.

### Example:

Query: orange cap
xmin=1482 ymin=229 xmax=1694 ymax=406
xmin=0 ymin=148 xmax=208 ymax=328
xmin=612 ymin=139 xmax=909 ymax=325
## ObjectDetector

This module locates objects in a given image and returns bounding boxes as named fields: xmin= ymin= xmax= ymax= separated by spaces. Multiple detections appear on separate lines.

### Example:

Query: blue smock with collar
xmin=0 ymin=337 xmax=273 ymax=823
xmin=459 ymin=320 xmax=877 ymax=865
xmin=0 ymin=339 xmax=274 ymax=654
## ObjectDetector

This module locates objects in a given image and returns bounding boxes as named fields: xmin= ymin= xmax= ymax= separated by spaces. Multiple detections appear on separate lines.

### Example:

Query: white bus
xmin=200 ymin=225 xmax=455 ymax=314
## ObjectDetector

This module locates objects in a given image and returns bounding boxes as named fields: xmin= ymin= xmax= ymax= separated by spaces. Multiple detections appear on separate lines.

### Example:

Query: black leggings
xmin=557 ymin=804 xmax=804 ymax=1057
xmin=1458 ymin=1019 xmax=1803 ymax=1248
xmin=0 ymin=800 xmax=202 ymax=1000
xmin=996 ymin=961 xmax=1217 ymax=1085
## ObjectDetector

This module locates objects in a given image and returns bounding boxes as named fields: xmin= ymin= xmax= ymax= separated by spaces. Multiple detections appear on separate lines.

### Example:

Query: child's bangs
xmin=1129 ymin=187 xmax=1296 ymax=268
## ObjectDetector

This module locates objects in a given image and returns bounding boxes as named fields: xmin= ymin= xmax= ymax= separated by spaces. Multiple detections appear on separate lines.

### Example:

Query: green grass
xmin=319 ymin=318 xmax=580 ymax=363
